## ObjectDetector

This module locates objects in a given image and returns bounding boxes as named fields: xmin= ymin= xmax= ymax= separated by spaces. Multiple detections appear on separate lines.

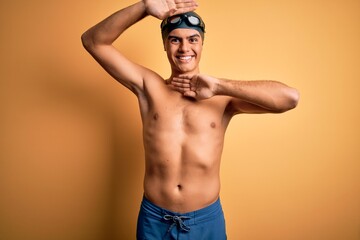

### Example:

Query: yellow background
xmin=1 ymin=0 xmax=359 ymax=239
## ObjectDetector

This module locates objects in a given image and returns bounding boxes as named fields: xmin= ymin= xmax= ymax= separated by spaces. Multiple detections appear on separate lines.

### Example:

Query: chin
xmin=177 ymin=64 xmax=199 ymax=74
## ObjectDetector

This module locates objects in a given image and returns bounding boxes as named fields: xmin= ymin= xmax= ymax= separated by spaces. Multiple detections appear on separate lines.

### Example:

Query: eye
xmin=170 ymin=37 xmax=180 ymax=44
xmin=189 ymin=37 xmax=199 ymax=43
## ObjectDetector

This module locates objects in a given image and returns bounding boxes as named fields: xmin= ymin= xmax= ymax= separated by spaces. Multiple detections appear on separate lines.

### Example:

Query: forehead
xmin=168 ymin=28 xmax=201 ymax=38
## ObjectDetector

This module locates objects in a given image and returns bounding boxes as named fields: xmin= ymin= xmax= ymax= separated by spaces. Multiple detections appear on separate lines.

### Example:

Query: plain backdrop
xmin=1 ymin=0 xmax=359 ymax=239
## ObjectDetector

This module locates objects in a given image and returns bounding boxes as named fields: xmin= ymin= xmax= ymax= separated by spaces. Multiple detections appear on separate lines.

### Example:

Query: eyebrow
xmin=187 ymin=34 xmax=201 ymax=39
xmin=168 ymin=34 xmax=201 ymax=40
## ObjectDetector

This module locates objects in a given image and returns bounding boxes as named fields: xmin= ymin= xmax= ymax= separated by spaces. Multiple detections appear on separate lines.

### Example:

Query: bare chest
xmin=144 ymin=93 xmax=229 ymax=133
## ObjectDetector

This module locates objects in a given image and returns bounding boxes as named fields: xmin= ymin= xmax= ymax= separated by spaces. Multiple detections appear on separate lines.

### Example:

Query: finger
xmin=183 ymin=91 xmax=196 ymax=98
xmin=173 ymin=86 xmax=187 ymax=93
xmin=172 ymin=3 xmax=198 ymax=15
xmin=175 ymin=2 xmax=198 ymax=9
xmin=172 ymin=78 xmax=191 ymax=84
xmin=172 ymin=81 xmax=190 ymax=87
xmin=177 ymin=74 xmax=193 ymax=80
xmin=172 ymin=85 xmax=191 ymax=94
xmin=174 ymin=0 xmax=198 ymax=6
xmin=174 ymin=0 xmax=197 ymax=3
xmin=174 ymin=7 xmax=197 ymax=14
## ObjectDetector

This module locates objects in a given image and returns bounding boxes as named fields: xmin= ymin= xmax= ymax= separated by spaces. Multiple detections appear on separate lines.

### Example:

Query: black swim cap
xmin=161 ymin=12 xmax=205 ymax=42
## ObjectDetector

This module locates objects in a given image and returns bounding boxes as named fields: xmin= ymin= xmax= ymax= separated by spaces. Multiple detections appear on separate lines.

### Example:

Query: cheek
xmin=166 ymin=48 xmax=174 ymax=58
xmin=166 ymin=46 xmax=178 ymax=58
xmin=194 ymin=46 xmax=203 ymax=58
xmin=165 ymin=49 xmax=176 ymax=64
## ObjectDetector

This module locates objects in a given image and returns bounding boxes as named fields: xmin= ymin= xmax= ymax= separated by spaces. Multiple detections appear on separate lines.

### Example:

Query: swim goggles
xmin=161 ymin=13 xmax=205 ymax=33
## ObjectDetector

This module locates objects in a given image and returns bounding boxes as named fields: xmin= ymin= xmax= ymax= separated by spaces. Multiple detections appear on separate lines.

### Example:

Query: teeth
xmin=178 ymin=56 xmax=192 ymax=61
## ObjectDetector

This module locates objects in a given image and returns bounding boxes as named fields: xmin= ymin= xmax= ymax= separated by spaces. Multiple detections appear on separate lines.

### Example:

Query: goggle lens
xmin=169 ymin=16 xmax=181 ymax=24
xmin=188 ymin=16 xmax=200 ymax=25
xmin=166 ymin=15 xmax=203 ymax=28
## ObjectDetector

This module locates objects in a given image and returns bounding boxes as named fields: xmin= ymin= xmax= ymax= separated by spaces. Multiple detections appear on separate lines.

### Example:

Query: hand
xmin=171 ymin=74 xmax=218 ymax=100
xmin=143 ymin=0 xmax=198 ymax=20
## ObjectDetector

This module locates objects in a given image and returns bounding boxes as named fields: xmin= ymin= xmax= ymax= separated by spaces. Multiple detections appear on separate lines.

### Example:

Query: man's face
xmin=164 ymin=28 xmax=203 ymax=75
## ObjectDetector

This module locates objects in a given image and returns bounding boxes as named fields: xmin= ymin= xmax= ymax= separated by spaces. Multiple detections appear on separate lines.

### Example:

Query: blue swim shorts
xmin=136 ymin=196 xmax=227 ymax=240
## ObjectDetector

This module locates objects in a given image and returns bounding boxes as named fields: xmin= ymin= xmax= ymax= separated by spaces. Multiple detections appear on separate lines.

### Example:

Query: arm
xmin=171 ymin=74 xmax=300 ymax=113
xmin=81 ymin=2 xmax=148 ymax=94
xmin=81 ymin=0 xmax=198 ymax=94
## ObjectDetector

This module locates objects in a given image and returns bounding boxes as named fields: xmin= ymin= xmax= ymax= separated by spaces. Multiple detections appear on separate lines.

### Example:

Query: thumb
xmin=184 ymin=91 xmax=196 ymax=98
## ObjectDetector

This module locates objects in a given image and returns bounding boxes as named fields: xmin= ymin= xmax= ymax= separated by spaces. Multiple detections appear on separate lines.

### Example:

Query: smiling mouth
xmin=177 ymin=55 xmax=193 ymax=63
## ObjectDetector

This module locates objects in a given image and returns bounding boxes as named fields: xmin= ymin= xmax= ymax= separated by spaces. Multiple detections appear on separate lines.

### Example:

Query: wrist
xmin=213 ymin=78 xmax=228 ymax=96
xmin=138 ymin=1 xmax=149 ymax=17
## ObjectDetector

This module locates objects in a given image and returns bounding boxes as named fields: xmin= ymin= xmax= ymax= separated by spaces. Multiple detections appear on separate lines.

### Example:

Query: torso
xmin=138 ymin=74 xmax=233 ymax=213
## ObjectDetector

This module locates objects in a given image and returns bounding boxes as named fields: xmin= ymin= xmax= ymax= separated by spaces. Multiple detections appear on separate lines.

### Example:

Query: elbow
xmin=288 ymin=88 xmax=300 ymax=109
xmin=81 ymin=30 xmax=100 ymax=53
xmin=277 ymin=88 xmax=300 ymax=113
xmin=81 ymin=31 xmax=93 ymax=51
xmin=81 ymin=30 xmax=110 ymax=54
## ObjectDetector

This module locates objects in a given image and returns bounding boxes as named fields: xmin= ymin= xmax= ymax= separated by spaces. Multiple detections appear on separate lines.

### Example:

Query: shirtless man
xmin=81 ymin=0 xmax=299 ymax=239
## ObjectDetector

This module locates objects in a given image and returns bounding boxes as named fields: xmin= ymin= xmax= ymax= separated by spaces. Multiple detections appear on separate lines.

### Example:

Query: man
xmin=81 ymin=0 xmax=299 ymax=239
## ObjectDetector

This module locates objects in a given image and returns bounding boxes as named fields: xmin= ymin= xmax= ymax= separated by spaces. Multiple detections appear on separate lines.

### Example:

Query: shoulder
xmin=142 ymin=69 xmax=167 ymax=92
xmin=136 ymin=68 xmax=170 ymax=106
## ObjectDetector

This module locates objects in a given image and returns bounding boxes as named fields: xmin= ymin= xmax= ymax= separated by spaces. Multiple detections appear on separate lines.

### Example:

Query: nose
xmin=178 ymin=41 xmax=190 ymax=53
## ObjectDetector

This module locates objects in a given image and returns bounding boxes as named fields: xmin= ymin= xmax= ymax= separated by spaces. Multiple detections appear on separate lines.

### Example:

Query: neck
xmin=169 ymin=68 xmax=200 ymax=79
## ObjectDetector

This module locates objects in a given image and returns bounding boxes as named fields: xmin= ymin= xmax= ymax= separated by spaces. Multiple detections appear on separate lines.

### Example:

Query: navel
xmin=177 ymin=184 xmax=182 ymax=191
xmin=153 ymin=113 xmax=159 ymax=120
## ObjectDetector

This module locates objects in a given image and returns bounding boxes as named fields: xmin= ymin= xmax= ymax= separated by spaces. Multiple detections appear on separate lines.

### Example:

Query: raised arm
xmin=81 ymin=0 xmax=198 ymax=94
xmin=171 ymin=74 xmax=300 ymax=113
xmin=81 ymin=2 xmax=148 ymax=94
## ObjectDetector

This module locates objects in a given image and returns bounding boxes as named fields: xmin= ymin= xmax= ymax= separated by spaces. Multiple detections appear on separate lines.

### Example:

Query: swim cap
xmin=161 ymin=12 xmax=205 ymax=42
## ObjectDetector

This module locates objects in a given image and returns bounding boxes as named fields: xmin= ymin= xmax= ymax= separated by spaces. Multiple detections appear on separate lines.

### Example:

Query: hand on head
xmin=143 ymin=0 xmax=198 ymax=20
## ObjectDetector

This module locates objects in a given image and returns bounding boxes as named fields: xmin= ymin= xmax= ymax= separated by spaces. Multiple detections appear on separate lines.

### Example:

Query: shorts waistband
xmin=140 ymin=196 xmax=223 ymax=226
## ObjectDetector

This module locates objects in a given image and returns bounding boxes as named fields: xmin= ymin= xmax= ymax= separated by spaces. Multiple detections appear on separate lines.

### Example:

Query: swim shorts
xmin=136 ymin=196 xmax=227 ymax=240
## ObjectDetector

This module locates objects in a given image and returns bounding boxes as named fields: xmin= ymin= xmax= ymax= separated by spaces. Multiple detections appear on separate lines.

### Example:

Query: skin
xmin=81 ymin=0 xmax=299 ymax=213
